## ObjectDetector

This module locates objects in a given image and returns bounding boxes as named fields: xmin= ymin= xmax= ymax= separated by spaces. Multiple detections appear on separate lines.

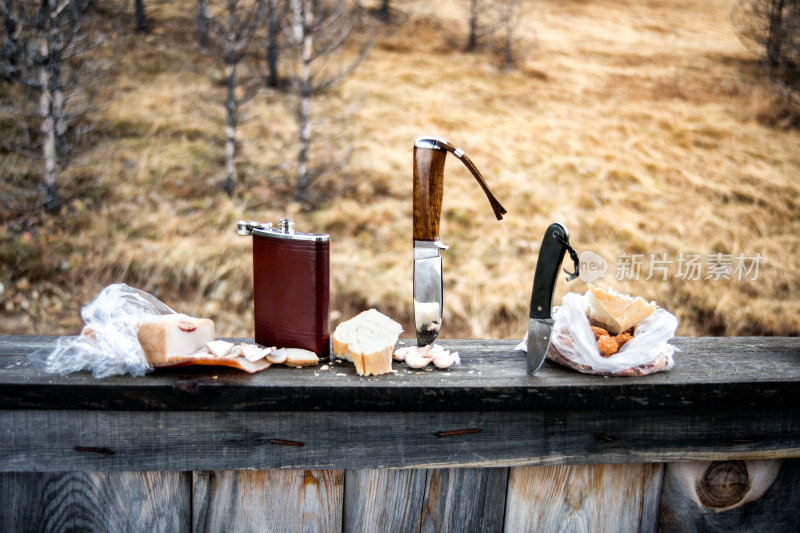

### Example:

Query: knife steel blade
xmin=414 ymin=241 xmax=445 ymax=346
xmin=527 ymin=222 xmax=570 ymax=374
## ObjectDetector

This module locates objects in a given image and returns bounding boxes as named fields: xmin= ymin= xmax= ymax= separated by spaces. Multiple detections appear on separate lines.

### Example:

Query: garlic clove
xmin=404 ymin=349 xmax=434 ymax=369
xmin=393 ymin=346 xmax=415 ymax=361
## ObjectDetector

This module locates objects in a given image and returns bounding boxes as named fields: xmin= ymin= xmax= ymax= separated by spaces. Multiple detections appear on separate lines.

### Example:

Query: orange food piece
xmin=591 ymin=326 xmax=609 ymax=340
xmin=596 ymin=335 xmax=619 ymax=357
xmin=614 ymin=332 xmax=633 ymax=349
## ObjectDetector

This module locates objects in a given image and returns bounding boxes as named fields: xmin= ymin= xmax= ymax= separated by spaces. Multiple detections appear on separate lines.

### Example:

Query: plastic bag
xmin=28 ymin=283 xmax=177 ymax=378
xmin=519 ymin=292 xmax=678 ymax=376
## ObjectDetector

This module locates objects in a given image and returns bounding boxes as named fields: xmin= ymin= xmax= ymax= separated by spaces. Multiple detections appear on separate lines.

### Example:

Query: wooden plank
xmin=503 ymin=463 xmax=663 ymax=532
xmin=658 ymin=458 xmax=800 ymax=532
xmin=343 ymin=469 xmax=429 ymax=532
xmin=3 ymin=407 xmax=799 ymax=472
xmin=419 ymin=468 xmax=509 ymax=533
xmin=0 ymin=471 xmax=190 ymax=533
xmin=2 ymin=336 xmax=800 ymax=413
xmin=193 ymin=470 xmax=344 ymax=533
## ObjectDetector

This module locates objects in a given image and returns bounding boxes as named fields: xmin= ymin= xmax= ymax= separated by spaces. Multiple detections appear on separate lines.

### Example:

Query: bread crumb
xmin=320 ymin=364 xmax=329 ymax=370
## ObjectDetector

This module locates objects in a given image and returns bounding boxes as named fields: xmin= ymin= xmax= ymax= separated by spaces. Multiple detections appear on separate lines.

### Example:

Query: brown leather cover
xmin=252 ymin=234 xmax=330 ymax=358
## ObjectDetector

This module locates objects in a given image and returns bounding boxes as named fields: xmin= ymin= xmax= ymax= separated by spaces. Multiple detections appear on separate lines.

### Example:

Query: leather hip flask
xmin=238 ymin=219 xmax=330 ymax=358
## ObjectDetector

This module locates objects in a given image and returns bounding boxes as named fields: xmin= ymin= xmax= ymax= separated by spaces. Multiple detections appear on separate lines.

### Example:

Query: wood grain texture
xmin=503 ymin=463 xmax=663 ymax=533
xmin=194 ymin=470 xmax=344 ymax=533
xmin=413 ymin=145 xmax=446 ymax=242
xmin=419 ymin=468 xmax=509 ymax=533
xmin=658 ymin=459 xmax=800 ymax=532
xmin=4 ymin=404 xmax=799 ymax=472
xmin=343 ymin=469 xmax=429 ymax=532
xmin=2 ymin=336 xmax=800 ymax=413
xmin=0 ymin=471 xmax=190 ymax=533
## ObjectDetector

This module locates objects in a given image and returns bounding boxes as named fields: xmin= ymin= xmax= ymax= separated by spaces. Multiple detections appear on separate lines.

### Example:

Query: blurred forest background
xmin=1 ymin=0 xmax=799 ymax=338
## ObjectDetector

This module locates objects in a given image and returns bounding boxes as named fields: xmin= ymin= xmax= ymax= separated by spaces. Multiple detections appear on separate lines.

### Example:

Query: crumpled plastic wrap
xmin=518 ymin=291 xmax=678 ymax=376
xmin=28 ymin=283 xmax=177 ymax=378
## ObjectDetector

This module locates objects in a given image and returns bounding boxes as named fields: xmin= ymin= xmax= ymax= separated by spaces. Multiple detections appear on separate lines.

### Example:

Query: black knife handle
xmin=529 ymin=223 xmax=569 ymax=320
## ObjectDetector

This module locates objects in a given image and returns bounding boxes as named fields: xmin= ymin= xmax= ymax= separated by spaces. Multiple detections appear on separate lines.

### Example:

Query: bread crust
xmin=137 ymin=321 xmax=171 ymax=367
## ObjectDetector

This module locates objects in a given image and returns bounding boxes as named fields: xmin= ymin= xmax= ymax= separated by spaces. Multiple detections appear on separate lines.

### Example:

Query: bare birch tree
xmin=0 ymin=0 xmax=95 ymax=213
xmin=734 ymin=0 xmax=800 ymax=101
xmin=206 ymin=0 xmax=264 ymax=196
xmin=197 ymin=0 xmax=209 ymax=46
xmin=0 ymin=0 xmax=22 ymax=82
xmin=462 ymin=0 xmax=528 ymax=68
xmin=464 ymin=0 xmax=494 ymax=52
xmin=496 ymin=0 xmax=522 ymax=69
xmin=286 ymin=0 xmax=373 ymax=203
xmin=262 ymin=0 xmax=288 ymax=87
xmin=134 ymin=0 xmax=147 ymax=33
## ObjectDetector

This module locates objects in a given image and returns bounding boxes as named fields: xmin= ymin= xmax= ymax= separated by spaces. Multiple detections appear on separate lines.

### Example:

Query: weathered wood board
xmin=0 ymin=471 xmax=190 ymax=533
xmin=344 ymin=469 xmax=430 ymax=532
xmin=194 ymin=470 xmax=344 ymax=533
xmin=2 ymin=336 xmax=799 ymax=413
xmin=2 ymin=335 xmax=800 ymax=531
xmin=419 ymin=468 xmax=509 ymax=533
xmin=504 ymin=463 xmax=663 ymax=533
xmin=3 ymin=406 xmax=799 ymax=472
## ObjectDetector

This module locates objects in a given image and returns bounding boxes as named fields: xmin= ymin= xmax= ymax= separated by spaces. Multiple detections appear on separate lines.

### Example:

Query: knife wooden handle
xmin=529 ymin=223 xmax=569 ymax=320
xmin=413 ymin=143 xmax=447 ymax=242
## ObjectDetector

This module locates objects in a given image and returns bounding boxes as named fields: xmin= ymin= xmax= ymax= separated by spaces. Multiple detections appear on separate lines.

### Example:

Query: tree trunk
xmin=1 ymin=0 xmax=21 ymax=82
xmin=467 ymin=0 xmax=478 ymax=51
xmin=501 ymin=0 xmax=517 ymax=70
xmin=37 ymin=0 xmax=61 ymax=213
xmin=766 ymin=0 xmax=785 ymax=69
xmin=379 ymin=0 xmax=390 ymax=21
xmin=222 ymin=0 xmax=238 ymax=197
xmin=134 ymin=0 xmax=147 ymax=33
xmin=197 ymin=0 xmax=209 ymax=47
xmin=291 ymin=0 xmax=313 ymax=202
xmin=266 ymin=0 xmax=280 ymax=87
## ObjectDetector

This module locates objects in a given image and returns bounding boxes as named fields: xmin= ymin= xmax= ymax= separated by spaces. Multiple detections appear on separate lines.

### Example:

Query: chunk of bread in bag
xmin=586 ymin=285 xmax=656 ymax=335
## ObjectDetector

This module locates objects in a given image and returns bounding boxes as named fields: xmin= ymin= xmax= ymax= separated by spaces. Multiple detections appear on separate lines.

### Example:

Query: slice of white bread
xmin=137 ymin=315 xmax=215 ymax=367
xmin=586 ymin=285 xmax=656 ymax=334
xmin=332 ymin=309 xmax=403 ymax=376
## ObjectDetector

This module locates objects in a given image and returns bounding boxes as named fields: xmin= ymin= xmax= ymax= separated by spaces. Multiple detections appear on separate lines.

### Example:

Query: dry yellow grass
xmin=2 ymin=0 xmax=799 ymax=339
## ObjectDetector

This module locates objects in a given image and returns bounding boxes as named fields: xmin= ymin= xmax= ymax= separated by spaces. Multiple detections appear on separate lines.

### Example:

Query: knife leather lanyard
xmin=554 ymin=233 xmax=580 ymax=281
xmin=431 ymin=138 xmax=507 ymax=222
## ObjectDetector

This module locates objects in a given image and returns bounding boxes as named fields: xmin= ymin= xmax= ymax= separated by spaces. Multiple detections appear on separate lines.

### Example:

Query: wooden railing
xmin=1 ymin=335 xmax=799 ymax=531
